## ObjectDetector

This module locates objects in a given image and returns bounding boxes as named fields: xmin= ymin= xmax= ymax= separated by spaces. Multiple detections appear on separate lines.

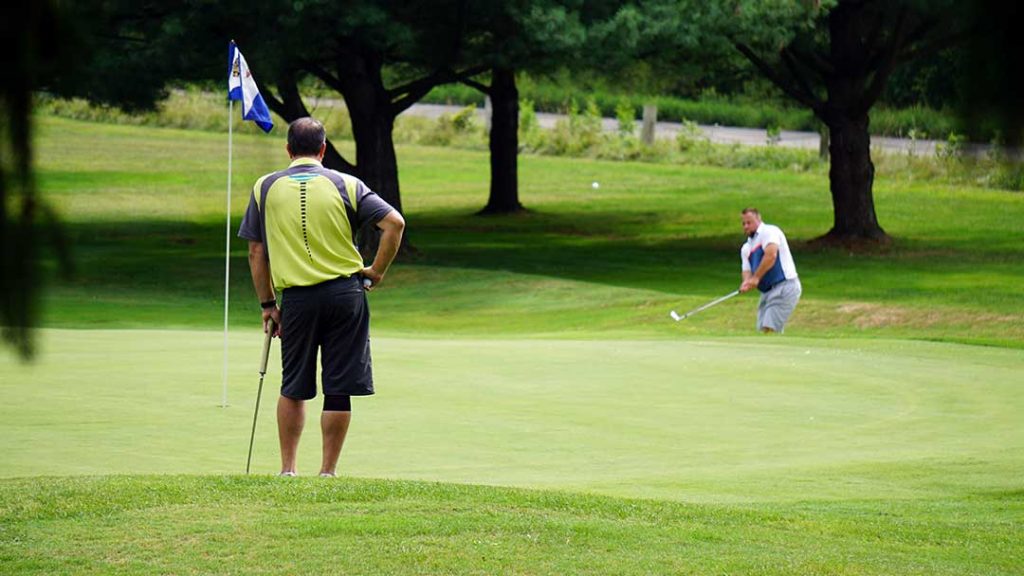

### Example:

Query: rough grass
xmin=2 ymin=476 xmax=1021 ymax=576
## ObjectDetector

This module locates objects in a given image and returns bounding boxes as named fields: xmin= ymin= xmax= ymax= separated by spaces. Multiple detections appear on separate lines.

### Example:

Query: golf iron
xmin=246 ymin=318 xmax=276 ymax=475
xmin=669 ymin=290 xmax=740 ymax=322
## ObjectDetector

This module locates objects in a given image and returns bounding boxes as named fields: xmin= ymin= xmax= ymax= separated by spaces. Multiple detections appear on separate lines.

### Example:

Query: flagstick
xmin=222 ymin=99 xmax=234 ymax=409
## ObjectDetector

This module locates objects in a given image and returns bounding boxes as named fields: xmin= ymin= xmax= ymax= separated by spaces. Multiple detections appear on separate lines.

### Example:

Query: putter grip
xmin=259 ymin=319 xmax=275 ymax=374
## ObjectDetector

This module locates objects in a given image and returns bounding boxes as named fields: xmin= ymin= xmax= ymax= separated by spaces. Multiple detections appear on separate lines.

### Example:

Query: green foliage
xmin=426 ymin=82 xmax=485 ymax=106
xmin=517 ymin=98 xmax=544 ymax=151
xmin=419 ymin=105 xmax=480 ymax=147
xmin=37 ymin=94 xmax=1023 ymax=193
xmin=615 ymin=99 xmax=637 ymax=136
xmin=36 ymin=89 xmax=355 ymax=140
xmin=427 ymin=76 xmax=978 ymax=139
xmin=450 ymin=105 xmax=477 ymax=132
xmin=873 ymin=149 xmax=1024 ymax=193
xmin=674 ymin=119 xmax=705 ymax=151
xmin=981 ymin=162 xmax=1024 ymax=192
xmin=935 ymin=132 xmax=966 ymax=162
xmin=871 ymin=105 xmax=960 ymax=141
xmin=542 ymin=98 xmax=603 ymax=155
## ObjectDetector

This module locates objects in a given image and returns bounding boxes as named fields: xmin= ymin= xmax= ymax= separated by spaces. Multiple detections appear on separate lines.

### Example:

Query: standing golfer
xmin=738 ymin=208 xmax=801 ymax=333
xmin=238 ymin=117 xmax=405 ymax=477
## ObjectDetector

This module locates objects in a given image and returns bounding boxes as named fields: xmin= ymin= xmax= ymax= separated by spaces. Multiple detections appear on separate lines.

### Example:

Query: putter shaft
xmin=246 ymin=318 xmax=275 ymax=475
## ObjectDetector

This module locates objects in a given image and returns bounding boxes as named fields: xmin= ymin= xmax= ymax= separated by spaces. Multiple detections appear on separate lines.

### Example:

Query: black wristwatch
xmin=260 ymin=299 xmax=277 ymax=310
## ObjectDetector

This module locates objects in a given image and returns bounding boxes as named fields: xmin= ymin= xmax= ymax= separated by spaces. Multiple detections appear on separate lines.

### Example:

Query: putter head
xmin=669 ymin=310 xmax=682 ymax=322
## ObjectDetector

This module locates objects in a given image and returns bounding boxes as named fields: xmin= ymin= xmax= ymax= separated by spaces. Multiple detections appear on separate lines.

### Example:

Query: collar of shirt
xmin=748 ymin=222 xmax=765 ymax=241
xmin=289 ymin=157 xmax=322 ymax=168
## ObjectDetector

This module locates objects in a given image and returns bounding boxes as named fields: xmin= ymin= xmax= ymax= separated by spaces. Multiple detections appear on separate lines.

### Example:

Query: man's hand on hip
xmin=361 ymin=267 xmax=383 ymax=291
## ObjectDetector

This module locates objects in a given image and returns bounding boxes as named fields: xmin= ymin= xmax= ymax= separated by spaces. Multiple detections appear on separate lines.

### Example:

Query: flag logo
xmin=228 ymin=41 xmax=273 ymax=133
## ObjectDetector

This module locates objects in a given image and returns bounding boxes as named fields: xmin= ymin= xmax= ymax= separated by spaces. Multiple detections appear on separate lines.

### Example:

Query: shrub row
xmin=424 ymin=78 xmax=987 ymax=141
xmin=35 ymin=90 xmax=1020 ymax=192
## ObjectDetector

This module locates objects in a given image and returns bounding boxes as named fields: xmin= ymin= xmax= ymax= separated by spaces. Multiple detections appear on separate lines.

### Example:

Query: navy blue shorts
xmin=279 ymin=275 xmax=374 ymax=400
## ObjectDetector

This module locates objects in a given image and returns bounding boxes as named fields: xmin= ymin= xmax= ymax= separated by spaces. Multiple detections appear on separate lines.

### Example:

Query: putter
xmin=246 ymin=317 xmax=276 ymax=475
xmin=669 ymin=290 xmax=740 ymax=321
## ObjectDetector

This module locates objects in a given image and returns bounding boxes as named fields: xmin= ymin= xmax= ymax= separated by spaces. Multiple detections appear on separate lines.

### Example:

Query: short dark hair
xmin=741 ymin=207 xmax=760 ymax=218
xmin=287 ymin=117 xmax=326 ymax=156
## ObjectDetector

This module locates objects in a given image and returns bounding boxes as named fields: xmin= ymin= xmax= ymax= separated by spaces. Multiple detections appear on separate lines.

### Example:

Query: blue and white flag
xmin=228 ymin=41 xmax=273 ymax=133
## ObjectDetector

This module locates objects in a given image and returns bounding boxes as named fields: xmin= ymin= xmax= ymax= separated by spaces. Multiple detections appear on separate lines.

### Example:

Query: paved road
xmin=297 ymin=96 xmax=1006 ymax=158
xmin=403 ymin=103 xmax=945 ymax=156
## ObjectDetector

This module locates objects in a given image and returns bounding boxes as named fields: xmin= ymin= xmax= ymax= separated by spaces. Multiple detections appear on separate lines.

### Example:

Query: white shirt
xmin=740 ymin=223 xmax=798 ymax=279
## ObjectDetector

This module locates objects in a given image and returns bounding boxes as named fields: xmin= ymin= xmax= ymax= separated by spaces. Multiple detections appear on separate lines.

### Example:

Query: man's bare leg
xmin=277 ymin=395 xmax=305 ymax=474
xmin=320 ymin=410 xmax=351 ymax=476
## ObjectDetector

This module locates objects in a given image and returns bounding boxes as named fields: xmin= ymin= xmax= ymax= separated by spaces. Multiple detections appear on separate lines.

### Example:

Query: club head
xmin=669 ymin=310 xmax=682 ymax=322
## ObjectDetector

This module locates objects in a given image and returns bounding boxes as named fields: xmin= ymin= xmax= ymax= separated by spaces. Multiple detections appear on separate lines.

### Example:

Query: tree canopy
xmin=725 ymin=0 xmax=970 ymax=242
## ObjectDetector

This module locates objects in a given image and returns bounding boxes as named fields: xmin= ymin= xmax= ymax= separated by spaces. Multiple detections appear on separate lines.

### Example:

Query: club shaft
xmin=246 ymin=319 xmax=275 ymax=475
xmin=245 ymin=374 xmax=265 ymax=475
xmin=681 ymin=290 xmax=740 ymax=319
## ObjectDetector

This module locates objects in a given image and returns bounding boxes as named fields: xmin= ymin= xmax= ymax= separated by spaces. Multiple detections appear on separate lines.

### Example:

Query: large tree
xmin=457 ymin=1 xmax=585 ymax=214
xmin=728 ymin=0 xmax=965 ymax=243
xmin=957 ymin=0 xmax=1024 ymax=146
xmin=63 ymin=0 xmax=486 ymax=253
xmin=1 ymin=2 xmax=78 ymax=359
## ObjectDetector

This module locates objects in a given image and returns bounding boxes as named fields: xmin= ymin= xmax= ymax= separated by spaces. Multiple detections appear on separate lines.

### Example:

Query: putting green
xmin=1 ymin=329 xmax=1020 ymax=503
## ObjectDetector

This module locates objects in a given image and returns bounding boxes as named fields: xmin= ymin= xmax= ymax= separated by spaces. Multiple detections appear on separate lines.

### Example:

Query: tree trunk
xmin=337 ymin=57 xmax=407 ymax=258
xmin=823 ymin=113 xmax=887 ymax=242
xmin=349 ymin=112 xmax=402 ymax=213
xmin=819 ymin=1 xmax=889 ymax=243
xmin=479 ymin=67 xmax=523 ymax=214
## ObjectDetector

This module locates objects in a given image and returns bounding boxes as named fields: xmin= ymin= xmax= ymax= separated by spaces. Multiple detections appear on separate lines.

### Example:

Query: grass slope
xmin=2 ymin=475 xmax=1020 ymax=575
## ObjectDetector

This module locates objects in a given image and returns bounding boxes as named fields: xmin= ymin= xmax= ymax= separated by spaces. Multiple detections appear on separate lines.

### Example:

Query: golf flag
xmin=228 ymin=41 xmax=273 ymax=133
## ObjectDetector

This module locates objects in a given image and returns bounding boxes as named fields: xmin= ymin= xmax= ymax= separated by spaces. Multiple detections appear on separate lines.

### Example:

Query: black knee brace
xmin=323 ymin=395 xmax=351 ymax=412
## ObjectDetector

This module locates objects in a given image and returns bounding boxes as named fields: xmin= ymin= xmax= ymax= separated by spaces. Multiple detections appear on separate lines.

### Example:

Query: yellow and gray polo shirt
xmin=238 ymin=158 xmax=394 ymax=291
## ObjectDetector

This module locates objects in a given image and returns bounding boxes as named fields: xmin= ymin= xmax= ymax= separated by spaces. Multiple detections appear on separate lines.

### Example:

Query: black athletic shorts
xmin=279 ymin=275 xmax=373 ymax=400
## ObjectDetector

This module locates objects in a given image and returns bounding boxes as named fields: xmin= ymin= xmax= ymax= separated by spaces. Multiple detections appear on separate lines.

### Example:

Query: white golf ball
xmin=591 ymin=181 xmax=600 ymax=189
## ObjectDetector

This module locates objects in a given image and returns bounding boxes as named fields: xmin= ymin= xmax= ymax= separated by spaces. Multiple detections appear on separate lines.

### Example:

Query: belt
xmin=282 ymin=274 xmax=358 ymax=294
xmin=764 ymin=277 xmax=793 ymax=292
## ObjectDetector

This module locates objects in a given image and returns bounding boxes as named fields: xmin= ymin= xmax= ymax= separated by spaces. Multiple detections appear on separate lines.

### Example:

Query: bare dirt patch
xmin=833 ymin=302 xmax=1021 ymax=330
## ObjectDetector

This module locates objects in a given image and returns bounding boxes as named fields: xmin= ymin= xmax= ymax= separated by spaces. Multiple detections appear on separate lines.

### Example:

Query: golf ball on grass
xmin=591 ymin=181 xmax=600 ymax=189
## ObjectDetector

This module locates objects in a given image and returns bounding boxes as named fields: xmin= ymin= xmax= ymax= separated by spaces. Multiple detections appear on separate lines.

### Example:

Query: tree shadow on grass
xmin=40 ymin=213 xmax=1024 ymax=330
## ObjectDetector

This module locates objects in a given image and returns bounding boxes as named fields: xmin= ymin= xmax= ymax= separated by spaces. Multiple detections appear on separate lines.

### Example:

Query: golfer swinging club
xmin=739 ymin=207 xmax=801 ymax=333
xmin=239 ymin=117 xmax=405 ymax=477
